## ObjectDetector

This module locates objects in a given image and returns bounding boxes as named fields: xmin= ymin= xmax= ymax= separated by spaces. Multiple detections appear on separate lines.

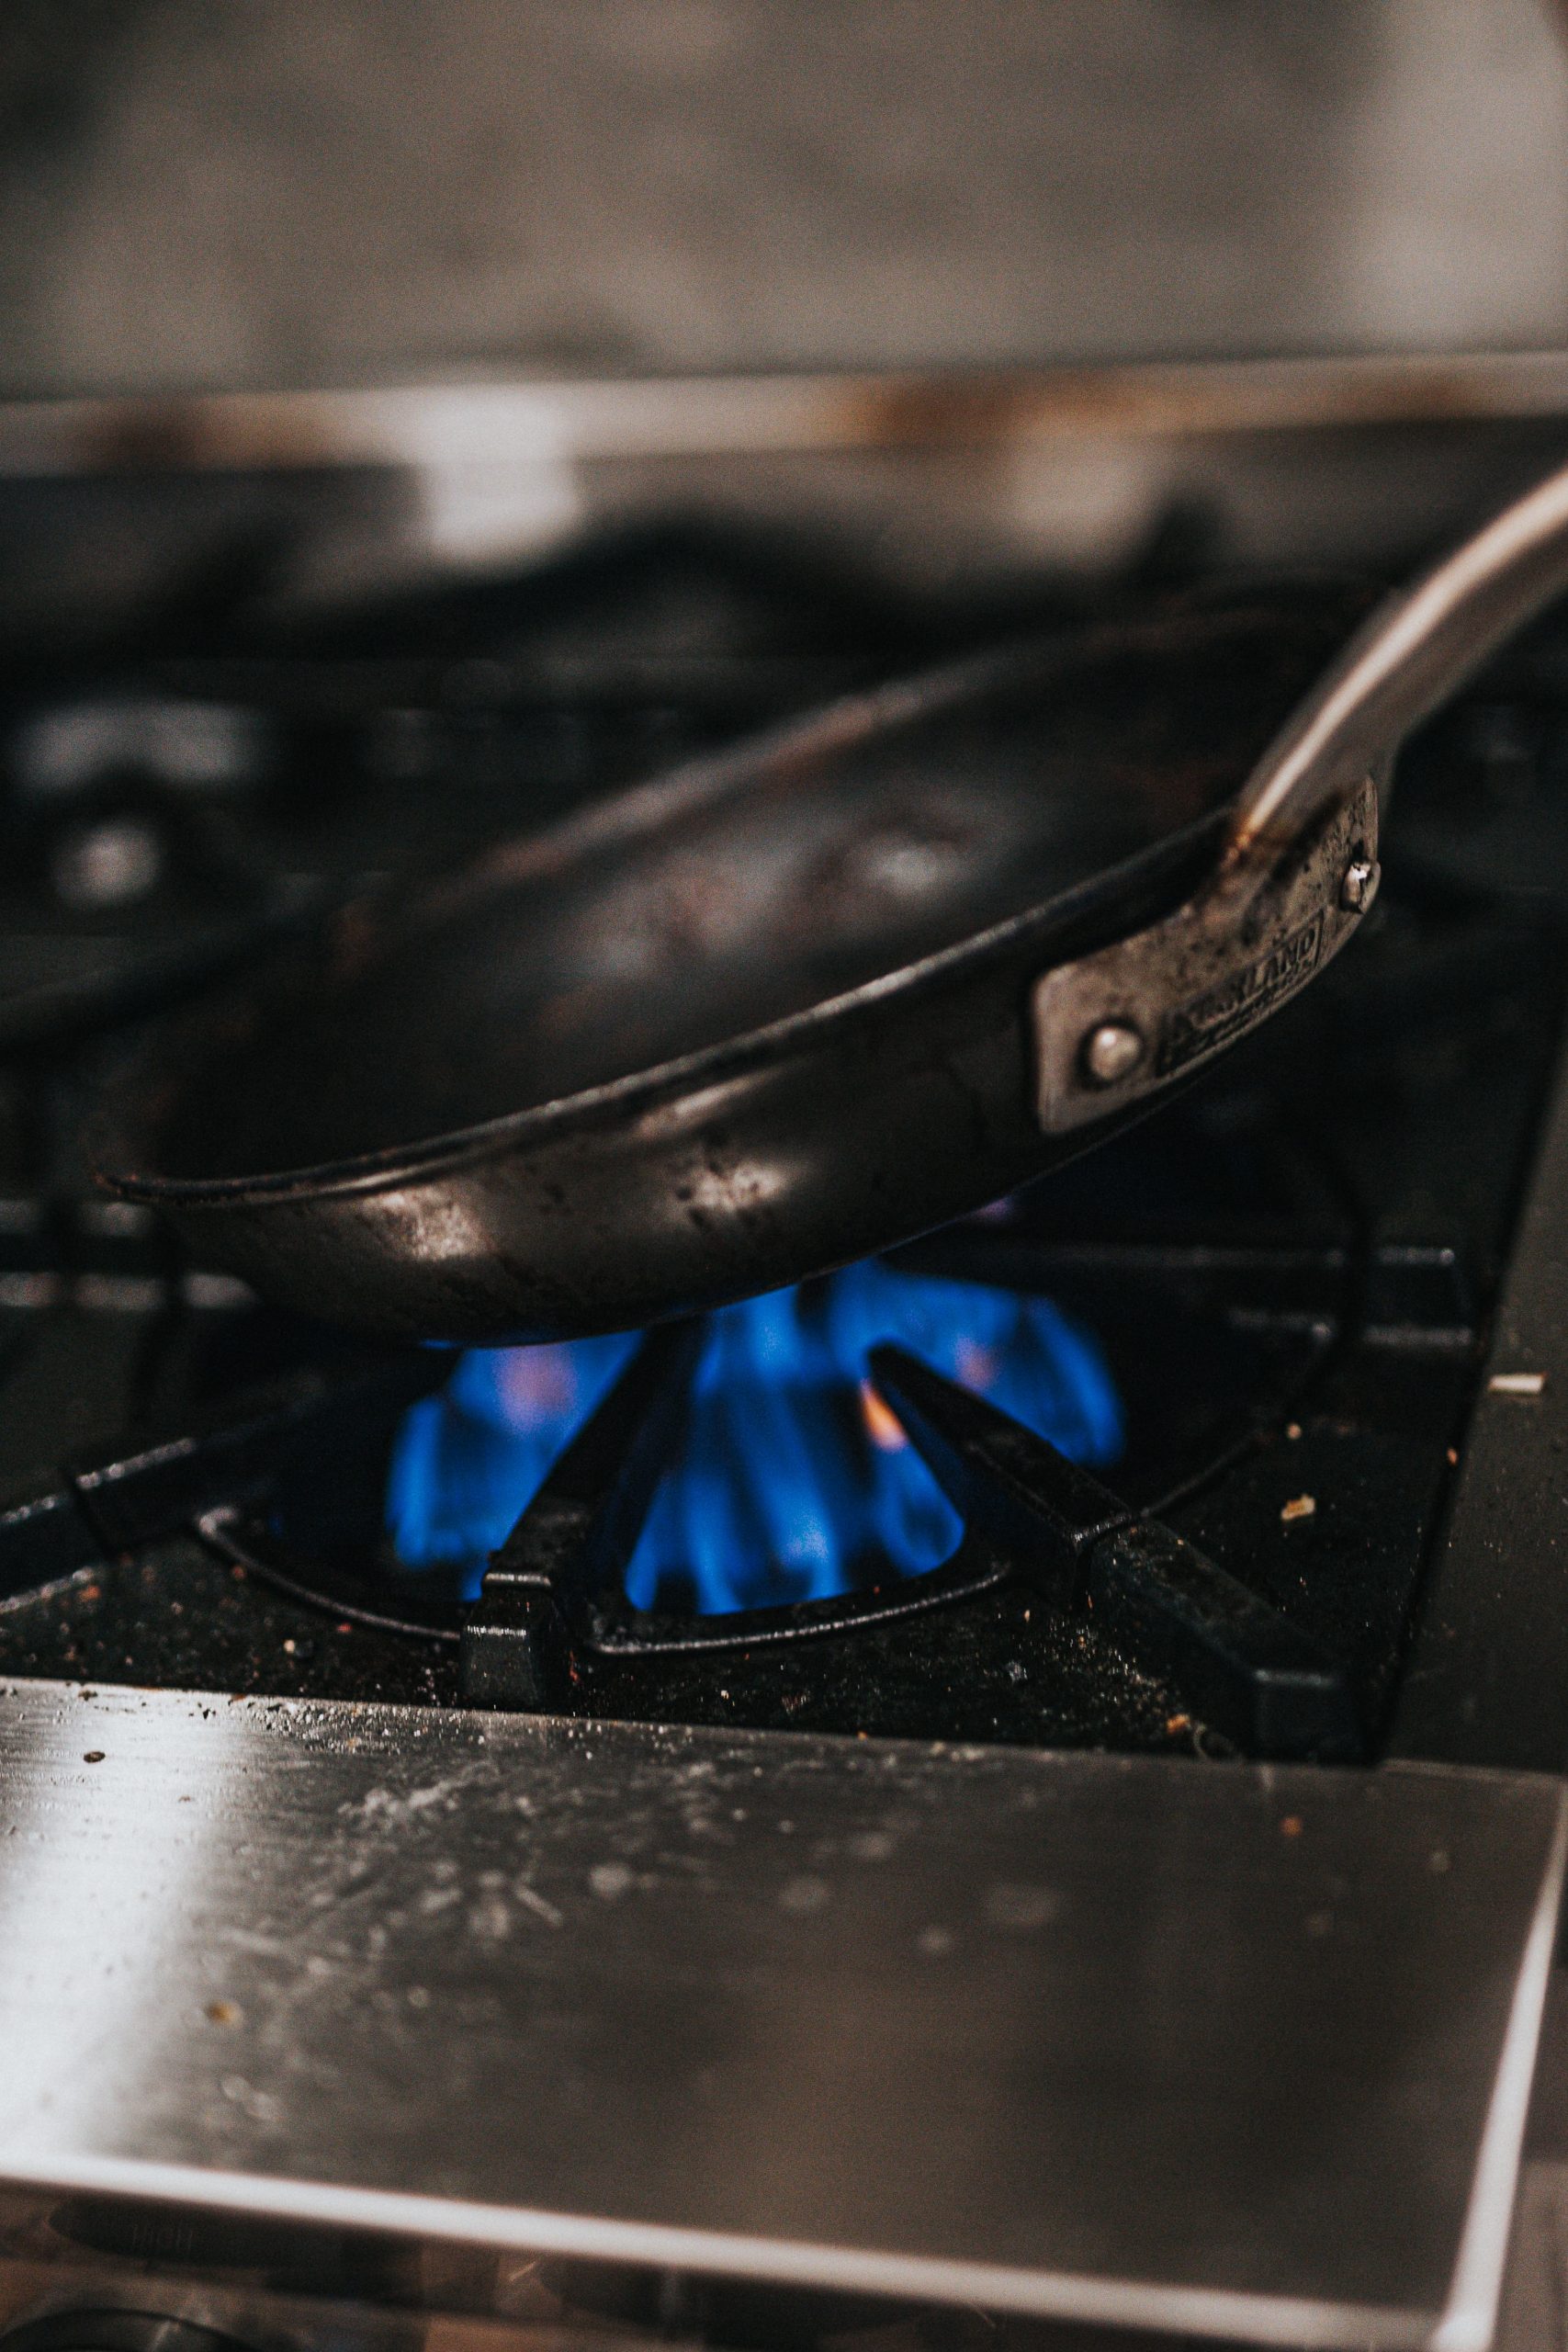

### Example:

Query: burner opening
xmin=384 ymin=1261 xmax=1122 ymax=1612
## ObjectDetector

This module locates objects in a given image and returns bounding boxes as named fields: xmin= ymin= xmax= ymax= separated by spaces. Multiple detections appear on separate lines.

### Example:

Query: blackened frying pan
xmin=96 ymin=463 xmax=1568 ymax=1343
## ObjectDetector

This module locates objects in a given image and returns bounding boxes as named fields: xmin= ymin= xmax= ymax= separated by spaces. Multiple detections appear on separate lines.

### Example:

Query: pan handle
xmin=1034 ymin=455 xmax=1568 ymax=1136
xmin=1229 ymin=457 xmax=1568 ymax=857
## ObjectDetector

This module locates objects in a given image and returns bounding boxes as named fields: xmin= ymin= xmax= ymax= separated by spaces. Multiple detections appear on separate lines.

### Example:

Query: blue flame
xmin=385 ymin=1331 xmax=637 ymax=1574
xmin=385 ymin=1261 xmax=1122 ymax=1611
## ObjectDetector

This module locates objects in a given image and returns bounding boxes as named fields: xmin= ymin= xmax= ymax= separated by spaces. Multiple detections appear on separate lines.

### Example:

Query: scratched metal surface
xmin=0 ymin=1682 xmax=1559 ymax=2346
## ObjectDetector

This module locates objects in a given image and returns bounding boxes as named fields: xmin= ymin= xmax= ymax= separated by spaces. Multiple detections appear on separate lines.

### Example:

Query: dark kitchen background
xmin=2 ymin=1 xmax=1564 ymax=388
xmin=1 ymin=0 xmax=1567 ymax=629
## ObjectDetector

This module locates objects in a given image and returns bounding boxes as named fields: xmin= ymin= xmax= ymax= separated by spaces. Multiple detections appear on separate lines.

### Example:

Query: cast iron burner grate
xmin=448 ymin=1321 xmax=1364 ymax=1757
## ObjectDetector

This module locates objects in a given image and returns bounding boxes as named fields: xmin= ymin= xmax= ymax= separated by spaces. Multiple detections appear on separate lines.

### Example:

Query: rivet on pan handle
xmin=1032 ymin=774 xmax=1379 ymax=1135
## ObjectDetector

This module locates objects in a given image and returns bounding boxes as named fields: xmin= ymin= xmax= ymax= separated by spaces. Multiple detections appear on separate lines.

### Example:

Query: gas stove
xmin=4 ymin=394 xmax=1568 ymax=2352
xmin=0 ymin=491 xmax=1562 ymax=1758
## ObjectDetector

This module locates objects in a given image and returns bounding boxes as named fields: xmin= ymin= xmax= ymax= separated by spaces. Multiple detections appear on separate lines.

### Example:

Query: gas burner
xmin=385 ymin=1262 xmax=1124 ymax=1605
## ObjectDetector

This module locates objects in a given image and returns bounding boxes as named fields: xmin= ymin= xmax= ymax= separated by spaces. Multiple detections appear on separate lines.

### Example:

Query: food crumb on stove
xmin=335 ymin=1622 xmax=353 ymax=1635
xmin=1447 ymin=1447 xmax=1460 ymax=1464
xmin=1489 ymin=1370 xmax=1546 ymax=1396
xmin=1285 ymin=1422 xmax=1302 ymax=1441
xmin=283 ymin=1639 xmax=297 ymax=1655
xmin=204 ymin=2000 xmax=242 ymax=2026
xmin=1280 ymin=1815 xmax=1303 ymax=1838
xmin=82 ymin=1751 xmax=104 ymax=1763
xmin=1280 ymin=1493 xmax=1316 ymax=1523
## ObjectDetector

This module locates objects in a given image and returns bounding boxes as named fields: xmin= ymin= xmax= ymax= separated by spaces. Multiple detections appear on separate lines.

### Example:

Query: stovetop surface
xmin=0 ymin=514 xmax=1565 ymax=1767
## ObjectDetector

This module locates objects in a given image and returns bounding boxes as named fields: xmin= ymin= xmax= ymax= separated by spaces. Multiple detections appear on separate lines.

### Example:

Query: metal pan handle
xmin=1231 ymin=458 xmax=1568 ymax=855
xmin=1034 ymin=458 xmax=1568 ymax=1135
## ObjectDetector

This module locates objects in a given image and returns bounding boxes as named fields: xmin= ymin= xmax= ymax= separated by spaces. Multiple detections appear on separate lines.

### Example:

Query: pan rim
xmin=93 ymin=589 xmax=1348 ymax=1215
xmin=90 ymin=799 xmax=1224 ymax=1212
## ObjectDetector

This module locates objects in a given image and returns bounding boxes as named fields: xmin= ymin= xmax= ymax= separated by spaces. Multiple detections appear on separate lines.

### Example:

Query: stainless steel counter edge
xmin=0 ymin=2151 xmax=1451 ymax=2350
xmin=7 ymin=355 xmax=1568 ymax=481
xmin=0 ymin=1682 xmax=1561 ymax=2347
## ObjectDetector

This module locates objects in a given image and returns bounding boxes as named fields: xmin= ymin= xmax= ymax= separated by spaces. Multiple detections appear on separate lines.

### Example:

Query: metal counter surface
xmin=0 ymin=1682 xmax=1558 ymax=2349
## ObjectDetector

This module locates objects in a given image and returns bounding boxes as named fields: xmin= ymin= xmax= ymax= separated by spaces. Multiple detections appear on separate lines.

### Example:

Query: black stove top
xmin=0 ymin=518 xmax=1565 ymax=1771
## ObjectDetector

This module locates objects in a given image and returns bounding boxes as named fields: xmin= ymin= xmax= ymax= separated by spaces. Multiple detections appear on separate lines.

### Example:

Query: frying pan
xmin=95 ymin=461 xmax=1568 ymax=1344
